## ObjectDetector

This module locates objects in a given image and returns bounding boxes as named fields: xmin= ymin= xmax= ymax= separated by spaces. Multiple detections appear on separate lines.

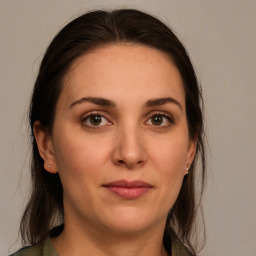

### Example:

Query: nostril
xmin=118 ymin=160 xmax=125 ymax=164
xmin=116 ymin=159 xmax=144 ymax=168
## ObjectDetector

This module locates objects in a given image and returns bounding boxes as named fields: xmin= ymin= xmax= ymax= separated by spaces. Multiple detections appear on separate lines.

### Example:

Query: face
xmin=35 ymin=44 xmax=196 ymax=236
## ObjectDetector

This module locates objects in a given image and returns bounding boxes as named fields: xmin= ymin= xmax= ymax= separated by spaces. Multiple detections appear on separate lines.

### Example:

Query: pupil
xmin=90 ymin=115 xmax=102 ymax=125
xmin=152 ymin=115 xmax=163 ymax=125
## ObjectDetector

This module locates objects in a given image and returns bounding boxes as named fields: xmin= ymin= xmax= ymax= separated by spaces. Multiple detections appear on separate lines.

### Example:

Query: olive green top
xmin=10 ymin=237 xmax=58 ymax=256
xmin=10 ymin=236 xmax=192 ymax=256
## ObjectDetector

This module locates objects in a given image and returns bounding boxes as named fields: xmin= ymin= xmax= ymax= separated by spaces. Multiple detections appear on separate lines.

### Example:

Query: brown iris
xmin=90 ymin=115 xmax=102 ymax=125
xmin=151 ymin=115 xmax=163 ymax=125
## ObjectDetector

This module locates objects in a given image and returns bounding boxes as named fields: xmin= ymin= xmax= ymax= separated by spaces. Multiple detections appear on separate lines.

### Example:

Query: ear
xmin=33 ymin=121 xmax=58 ymax=174
xmin=186 ymin=136 xmax=197 ymax=171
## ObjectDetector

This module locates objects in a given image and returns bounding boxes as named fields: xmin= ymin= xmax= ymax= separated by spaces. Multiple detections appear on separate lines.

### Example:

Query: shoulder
xmin=9 ymin=243 xmax=43 ymax=256
xmin=9 ymin=237 xmax=58 ymax=256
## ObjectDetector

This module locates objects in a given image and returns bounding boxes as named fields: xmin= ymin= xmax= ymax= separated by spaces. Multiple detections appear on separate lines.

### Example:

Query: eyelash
xmin=81 ymin=111 xmax=174 ymax=130
xmin=145 ymin=112 xmax=174 ymax=127
xmin=81 ymin=112 xmax=112 ymax=130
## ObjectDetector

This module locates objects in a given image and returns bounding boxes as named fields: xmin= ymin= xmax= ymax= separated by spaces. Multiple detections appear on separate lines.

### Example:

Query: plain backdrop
xmin=1 ymin=0 xmax=256 ymax=255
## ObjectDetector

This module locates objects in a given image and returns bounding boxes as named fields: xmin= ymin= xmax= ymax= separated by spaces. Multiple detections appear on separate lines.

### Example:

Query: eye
xmin=82 ymin=113 xmax=111 ymax=128
xmin=146 ymin=113 xmax=174 ymax=127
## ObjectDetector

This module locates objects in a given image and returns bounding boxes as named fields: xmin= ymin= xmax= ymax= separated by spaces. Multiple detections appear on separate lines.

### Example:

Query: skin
xmin=34 ymin=44 xmax=196 ymax=256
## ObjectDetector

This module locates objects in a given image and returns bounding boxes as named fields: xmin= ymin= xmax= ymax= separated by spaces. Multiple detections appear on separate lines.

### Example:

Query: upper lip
xmin=103 ymin=180 xmax=153 ymax=188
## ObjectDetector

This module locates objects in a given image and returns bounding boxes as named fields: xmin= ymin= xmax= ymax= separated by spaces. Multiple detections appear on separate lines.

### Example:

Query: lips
xmin=103 ymin=180 xmax=153 ymax=199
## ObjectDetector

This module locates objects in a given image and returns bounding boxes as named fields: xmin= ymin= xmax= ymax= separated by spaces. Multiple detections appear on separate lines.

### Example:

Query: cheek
xmin=52 ymin=133 xmax=112 ymax=212
xmin=52 ymin=131 xmax=111 ymax=182
xmin=149 ymin=136 xmax=188 ymax=201
xmin=150 ymin=137 xmax=188 ymax=172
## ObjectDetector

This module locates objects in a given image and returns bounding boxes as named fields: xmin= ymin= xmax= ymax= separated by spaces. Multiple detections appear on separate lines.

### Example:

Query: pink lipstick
xmin=103 ymin=180 xmax=153 ymax=199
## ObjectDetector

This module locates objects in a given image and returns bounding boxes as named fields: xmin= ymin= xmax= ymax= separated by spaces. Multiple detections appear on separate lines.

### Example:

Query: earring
xmin=185 ymin=162 xmax=190 ymax=175
xmin=47 ymin=165 xmax=51 ymax=169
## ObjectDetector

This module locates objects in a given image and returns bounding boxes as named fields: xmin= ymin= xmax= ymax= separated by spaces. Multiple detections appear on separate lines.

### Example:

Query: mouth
xmin=103 ymin=180 xmax=153 ymax=199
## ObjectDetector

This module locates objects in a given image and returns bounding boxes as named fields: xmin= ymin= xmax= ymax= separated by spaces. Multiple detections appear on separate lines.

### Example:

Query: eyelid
xmin=81 ymin=111 xmax=113 ymax=129
xmin=145 ymin=111 xmax=175 ymax=126
xmin=80 ymin=110 xmax=174 ymax=130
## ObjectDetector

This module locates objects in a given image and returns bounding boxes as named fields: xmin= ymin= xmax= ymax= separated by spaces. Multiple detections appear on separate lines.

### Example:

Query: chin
xmin=98 ymin=206 xmax=164 ymax=234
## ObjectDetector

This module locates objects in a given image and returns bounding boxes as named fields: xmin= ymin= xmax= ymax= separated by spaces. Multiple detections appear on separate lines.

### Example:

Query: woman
xmin=11 ymin=9 xmax=206 ymax=256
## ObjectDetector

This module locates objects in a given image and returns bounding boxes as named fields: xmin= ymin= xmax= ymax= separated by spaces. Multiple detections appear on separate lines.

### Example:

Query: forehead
xmin=60 ymin=44 xmax=185 ymax=107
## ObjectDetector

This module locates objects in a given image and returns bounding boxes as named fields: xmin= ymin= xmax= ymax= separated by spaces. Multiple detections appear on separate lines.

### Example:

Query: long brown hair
xmin=21 ymin=9 xmax=206 ymax=255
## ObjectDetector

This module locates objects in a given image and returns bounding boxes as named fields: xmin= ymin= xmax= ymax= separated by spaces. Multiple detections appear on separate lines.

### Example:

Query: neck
xmin=52 ymin=220 xmax=169 ymax=256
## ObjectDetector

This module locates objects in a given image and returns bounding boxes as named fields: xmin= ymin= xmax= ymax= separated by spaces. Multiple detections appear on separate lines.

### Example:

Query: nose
xmin=112 ymin=125 xmax=147 ymax=169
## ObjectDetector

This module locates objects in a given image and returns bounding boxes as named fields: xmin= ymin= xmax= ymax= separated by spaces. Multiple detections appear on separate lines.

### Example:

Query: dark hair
xmin=21 ymin=9 xmax=206 ymax=255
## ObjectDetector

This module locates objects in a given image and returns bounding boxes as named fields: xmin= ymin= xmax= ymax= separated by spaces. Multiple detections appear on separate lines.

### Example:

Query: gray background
xmin=1 ymin=0 xmax=255 ymax=255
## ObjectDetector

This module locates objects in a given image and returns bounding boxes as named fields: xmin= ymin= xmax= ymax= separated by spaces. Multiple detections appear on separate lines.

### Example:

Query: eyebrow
xmin=69 ymin=96 xmax=182 ymax=111
xmin=69 ymin=97 xmax=116 ymax=108
xmin=145 ymin=97 xmax=182 ymax=111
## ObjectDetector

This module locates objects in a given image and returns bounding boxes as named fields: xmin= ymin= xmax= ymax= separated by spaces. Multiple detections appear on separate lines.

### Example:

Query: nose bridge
xmin=113 ymin=119 xmax=146 ymax=168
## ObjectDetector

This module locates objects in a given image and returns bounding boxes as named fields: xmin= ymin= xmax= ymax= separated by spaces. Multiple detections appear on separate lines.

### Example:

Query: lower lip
xmin=105 ymin=187 xmax=151 ymax=199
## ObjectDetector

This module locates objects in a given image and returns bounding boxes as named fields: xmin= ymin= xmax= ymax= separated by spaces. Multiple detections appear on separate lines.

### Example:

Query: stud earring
xmin=185 ymin=162 xmax=190 ymax=175
xmin=48 ymin=165 xmax=51 ymax=169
